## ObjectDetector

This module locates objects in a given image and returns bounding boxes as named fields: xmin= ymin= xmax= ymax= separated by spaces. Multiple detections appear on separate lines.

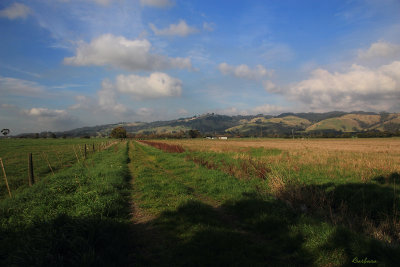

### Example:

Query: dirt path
xmin=127 ymin=141 xmax=155 ymax=224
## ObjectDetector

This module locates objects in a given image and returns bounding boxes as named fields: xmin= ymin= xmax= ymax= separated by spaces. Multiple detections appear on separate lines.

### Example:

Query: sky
xmin=0 ymin=0 xmax=400 ymax=134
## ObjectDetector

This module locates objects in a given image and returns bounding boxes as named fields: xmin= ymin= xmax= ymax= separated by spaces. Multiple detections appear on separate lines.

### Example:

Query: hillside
xmin=15 ymin=112 xmax=400 ymax=138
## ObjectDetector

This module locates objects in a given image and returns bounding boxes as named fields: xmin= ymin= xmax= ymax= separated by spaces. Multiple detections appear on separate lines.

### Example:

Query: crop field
xmin=0 ymin=138 xmax=400 ymax=266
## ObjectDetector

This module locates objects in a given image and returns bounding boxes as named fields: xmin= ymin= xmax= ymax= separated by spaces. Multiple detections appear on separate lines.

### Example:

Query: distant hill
xmin=15 ymin=111 xmax=400 ymax=138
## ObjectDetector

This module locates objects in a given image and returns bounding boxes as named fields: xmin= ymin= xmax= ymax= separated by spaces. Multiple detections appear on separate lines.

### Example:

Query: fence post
xmin=92 ymin=143 xmax=95 ymax=153
xmin=84 ymin=144 xmax=87 ymax=159
xmin=0 ymin=158 xmax=12 ymax=198
xmin=42 ymin=152 xmax=54 ymax=175
xmin=73 ymin=145 xmax=80 ymax=163
xmin=28 ymin=153 xmax=35 ymax=186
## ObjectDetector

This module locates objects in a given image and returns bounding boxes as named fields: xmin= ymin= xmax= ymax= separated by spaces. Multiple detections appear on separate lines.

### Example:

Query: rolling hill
xmin=15 ymin=112 xmax=400 ymax=138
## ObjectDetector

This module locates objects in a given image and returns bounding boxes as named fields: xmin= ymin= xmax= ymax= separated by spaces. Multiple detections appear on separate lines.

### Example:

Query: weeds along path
xmin=129 ymin=141 xmax=400 ymax=266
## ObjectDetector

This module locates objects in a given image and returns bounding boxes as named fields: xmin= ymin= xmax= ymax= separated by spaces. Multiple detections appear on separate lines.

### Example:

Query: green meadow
xmin=0 ymin=138 xmax=110 ymax=199
xmin=0 ymin=138 xmax=399 ymax=266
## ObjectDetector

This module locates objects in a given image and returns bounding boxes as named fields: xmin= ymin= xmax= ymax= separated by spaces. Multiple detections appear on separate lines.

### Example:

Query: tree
xmin=1 ymin=129 xmax=10 ymax=136
xmin=110 ymin=127 xmax=127 ymax=139
xmin=188 ymin=129 xmax=201 ymax=138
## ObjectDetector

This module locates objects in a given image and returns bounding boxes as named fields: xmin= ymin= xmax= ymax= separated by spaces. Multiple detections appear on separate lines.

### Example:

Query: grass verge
xmin=0 ymin=141 xmax=133 ymax=266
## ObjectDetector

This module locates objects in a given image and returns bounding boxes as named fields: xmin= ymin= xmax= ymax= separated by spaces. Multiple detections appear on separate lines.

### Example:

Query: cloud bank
xmin=271 ymin=61 xmax=400 ymax=111
xmin=358 ymin=41 xmax=400 ymax=62
xmin=64 ymin=34 xmax=192 ymax=71
xmin=115 ymin=72 xmax=182 ymax=99
xmin=22 ymin=107 xmax=79 ymax=131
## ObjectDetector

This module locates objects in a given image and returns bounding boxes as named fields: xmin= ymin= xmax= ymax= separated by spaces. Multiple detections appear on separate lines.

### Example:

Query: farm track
xmin=131 ymin=141 xmax=234 ymax=222
xmin=128 ymin=141 xmax=273 ymax=265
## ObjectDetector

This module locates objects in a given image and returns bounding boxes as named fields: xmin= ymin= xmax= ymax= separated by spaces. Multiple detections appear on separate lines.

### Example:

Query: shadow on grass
xmin=131 ymin=196 xmax=313 ymax=266
xmin=131 ymin=190 xmax=400 ymax=266
xmin=0 ymin=215 xmax=134 ymax=267
xmin=2 ymin=175 xmax=400 ymax=266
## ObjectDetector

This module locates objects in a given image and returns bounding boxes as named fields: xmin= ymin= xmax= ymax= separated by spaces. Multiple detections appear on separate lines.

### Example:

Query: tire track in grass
xmin=128 ymin=141 xmax=156 ymax=224
xmin=131 ymin=141 xmax=268 ymax=242
xmin=129 ymin=141 xmax=313 ymax=266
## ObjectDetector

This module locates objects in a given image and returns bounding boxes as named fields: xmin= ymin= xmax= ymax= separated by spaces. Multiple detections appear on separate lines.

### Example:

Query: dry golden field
xmin=162 ymin=138 xmax=400 ymax=182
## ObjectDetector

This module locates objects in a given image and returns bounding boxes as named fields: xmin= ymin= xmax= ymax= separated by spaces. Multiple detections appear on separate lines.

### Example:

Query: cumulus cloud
xmin=24 ymin=108 xmax=67 ymax=117
xmin=64 ymin=34 xmax=192 ymax=71
xmin=262 ymin=80 xmax=276 ymax=91
xmin=22 ymin=107 xmax=79 ymax=130
xmin=98 ymin=79 xmax=128 ymax=113
xmin=0 ymin=3 xmax=31 ymax=20
xmin=115 ymin=72 xmax=182 ymax=99
xmin=275 ymin=61 xmax=400 ymax=111
xmin=69 ymin=95 xmax=93 ymax=110
xmin=140 ymin=0 xmax=174 ymax=8
xmin=0 ymin=76 xmax=44 ymax=96
xmin=150 ymin=20 xmax=198 ymax=37
xmin=218 ymin=63 xmax=273 ymax=80
xmin=358 ymin=41 xmax=400 ymax=61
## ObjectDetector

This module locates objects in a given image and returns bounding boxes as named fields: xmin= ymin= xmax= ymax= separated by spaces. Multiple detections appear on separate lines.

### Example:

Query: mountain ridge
xmin=15 ymin=111 xmax=400 ymax=138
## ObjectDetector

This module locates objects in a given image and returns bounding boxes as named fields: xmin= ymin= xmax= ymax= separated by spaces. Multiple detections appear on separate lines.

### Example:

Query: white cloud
xmin=263 ymin=80 xmax=276 ymax=91
xmin=64 ymin=34 xmax=192 ymax=71
xmin=24 ymin=108 xmax=67 ymax=117
xmin=115 ymin=72 xmax=182 ymax=99
xmin=358 ymin=41 xmax=400 ymax=61
xmin=150 ymin=20 xmax=198 ymax=37
xmin=98 ymin=79 xmax=128 ymax=113
xmin=0 ymin=77 xmax=44 ymax=96
xmin=69 ymin=95 xmax=93 ymax=110
xmin=21 ymin=107 xmax=79 ymax=130
xmin=218 ymin=63 xmax=273 ymax=80
xmin=140 ymin=0 xmax=174 ymax=8
xmin=0 ymin=3 xmax=31 ymax=20
xmin=276 ymin=61 xmax=400 ymax=111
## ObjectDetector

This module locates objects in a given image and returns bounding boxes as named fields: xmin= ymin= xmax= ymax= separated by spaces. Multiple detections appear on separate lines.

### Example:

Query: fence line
xmin=0 ymin=158 xmax=12 ymax=198
xmin=0 ymin=141 xmax=120 ymax=196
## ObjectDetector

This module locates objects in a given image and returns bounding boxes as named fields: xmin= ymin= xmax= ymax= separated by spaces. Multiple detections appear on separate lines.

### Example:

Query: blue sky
xmin=1 ymin=0 xmax=400 ymax=134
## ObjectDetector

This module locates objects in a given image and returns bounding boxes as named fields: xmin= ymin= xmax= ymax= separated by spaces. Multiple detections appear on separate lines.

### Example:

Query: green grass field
xmin=0 ymin=138 xmax=399 ymax=266
xmin=0 ymin=138 xmax=111 ymax=199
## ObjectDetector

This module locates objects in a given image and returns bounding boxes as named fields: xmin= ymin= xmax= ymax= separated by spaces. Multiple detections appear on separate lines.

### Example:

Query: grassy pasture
xmin=1 ymin=137 xmax=399 ymax=265
xmin=132 ymin=140 xmax=400 ymax=266
xmin=148 ymin=138 xmax=400 ymax=246
xmin=0 ymin=141 xmax=132 ymax=266
xmin=0 ymin=138 xmax=110 ymax=199
xmin=162 ymin=138 xmax=400 ymax=183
